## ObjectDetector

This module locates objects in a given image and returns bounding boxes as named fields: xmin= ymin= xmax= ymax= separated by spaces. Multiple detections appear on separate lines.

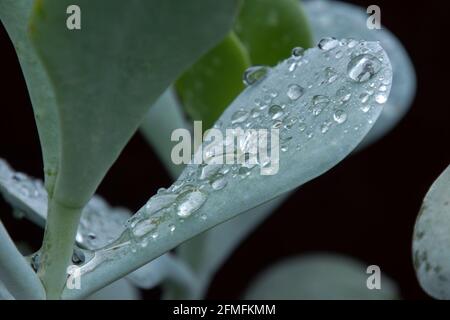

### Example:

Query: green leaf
xmin=62 ymin=39 xmax=393 ymax=299
xmin=413 ymin=165 xmax=450 ymax=299
xmin=303 ymin=0 xmax=416 ymax=148
xmin=235 ymin=0 xmax=314 ymax=65
xmin=28 ymin=0 xmax=240 ymax=209
xmin=244 ymin=254 xmax=399 ymax=299
xmin=175 ymin=33 xmax=250 ymax=129
xmin=0 ymin=0 xmax=60 ymax=196
xmin=24 ymin=0 xmax=240 ymax=297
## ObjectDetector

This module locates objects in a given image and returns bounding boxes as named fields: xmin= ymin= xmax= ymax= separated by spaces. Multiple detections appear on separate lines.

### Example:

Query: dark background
xmin=1 ymin=0 xmax=449 ymax=300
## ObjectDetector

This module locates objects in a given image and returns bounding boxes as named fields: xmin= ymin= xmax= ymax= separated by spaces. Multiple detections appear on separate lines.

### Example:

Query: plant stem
xmin=0 ymin=220 xmax=45 ymax=299
xmin=38 ymin=199 xmax=82 ymax=299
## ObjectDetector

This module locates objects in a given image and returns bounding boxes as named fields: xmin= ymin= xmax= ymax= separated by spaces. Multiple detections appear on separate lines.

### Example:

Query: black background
xmin=1 ymin=0 xmax=449 ymax=300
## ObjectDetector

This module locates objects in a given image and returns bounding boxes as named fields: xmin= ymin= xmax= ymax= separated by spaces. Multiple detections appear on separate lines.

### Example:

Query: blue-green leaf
xmin=63 ymin=39 xmax=393 ymax=299
xmin=413 ymin=165 xmax=450 ymax=299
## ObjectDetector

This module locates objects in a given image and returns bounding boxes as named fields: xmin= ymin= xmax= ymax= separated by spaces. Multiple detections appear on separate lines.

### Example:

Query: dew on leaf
xmin=347 ymin=54 xmax=381 ymax=82
xmin=243 ymin=66 xmax=269 ymax=86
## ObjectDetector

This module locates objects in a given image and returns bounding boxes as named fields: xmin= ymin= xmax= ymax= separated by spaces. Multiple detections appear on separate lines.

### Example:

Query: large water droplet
xmin=144 ymin=193 xmax=177 ymax=216
xmin=176 ymin=190 xmax=207 ymax=218
xmin=318 ymin=37 xmax=339 ymax=51
xmin=243 ymin=66 xmax=269 ymax=86
xmin=286 ymin=84 xmax=304 ymax=101
xmin=347 ymin=54 xmax=381 ymax=82
xmin=132 ymin=219 xmax=156 ymax=237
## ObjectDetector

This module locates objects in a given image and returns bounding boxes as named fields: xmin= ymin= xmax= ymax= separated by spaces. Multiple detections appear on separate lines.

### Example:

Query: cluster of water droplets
xmin=77 ymin=38 xmax=392 ymax=273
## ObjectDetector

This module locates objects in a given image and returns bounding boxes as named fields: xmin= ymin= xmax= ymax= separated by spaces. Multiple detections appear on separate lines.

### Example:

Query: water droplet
xmin=333 ymin=110 xmax=347 ymax=124
xmin=199 ymin=164 xmax=222 ymax=180
xmin=336 ymin=87 xmax=351 ymax=104
xmin=360 ymin=104 xmax=371 ymax=113
xmin=243 ymin=66 xmax=269 ymax=86
xmin=335 ymin=50 xmax=343 ymax=59
xmin=176 ymin=190 xmax=207 ymax=218
xmin=144 ymin=193 xmax=177 ymax=216
xmin=347 ymin=54 xmax=381 ymax=83
xmin=324 ymin=67 xmax=338 ymax=83
xmin=286 ymin=84 xmax=304 ymax=101
xmin=268 ymin=105 xmax=284 ymax=120
xmin=283 ymin=116 xmax=298 ymax=129
xmin=250 ymin=108 xmax=260 ymax=119
xmin=311 ymin=95 xmax=330 ymax=116
xmin=210 ymin=174 xmax=227 ymax=190
xmin=292 ymin=47 xmax=304 ymax=57
xmin=231 ymin=110 xmax=250 ymax=125
xmin=320 ymin=122 xmax=331 ymax=134
xmin=312 ymin=95 xmax=330 ymax=107
xmin=347 ymin=39 xmax=358 ymax=48
xmin=298 ymin=122 xmax=307 ymax=132
xmin=359 ymin=92 xmax=370 ymax=104
xmin=132 ymin=219 xmax=156 ymax=237
xmin=169 ymin=224 xmax=176 ymax=233
xmin=375 ymin=93 xmax=388 ymax=104
xmin=269 ymin=89 xmax=278 ymax=98
xmin=318 ymin=37 xmax=339 ymax=51
xmin=272 ymin=120 xmax=283 ymax=129
xmin=238 ymin=166 xmax=251 ymax=177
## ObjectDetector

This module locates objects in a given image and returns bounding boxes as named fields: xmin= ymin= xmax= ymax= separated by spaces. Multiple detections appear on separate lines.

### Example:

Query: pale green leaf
xmin=0 ymin=0 xmax=60 ymax=196
xmin=244 ymin=253 xmax=399 ymax=300
xmin=63 ymin=39 xmax=393 ymax=299
xmin=413 ymin=165 xmax=450 ymax=299
xmin=28 ymin=0 xmax=240 ymax=208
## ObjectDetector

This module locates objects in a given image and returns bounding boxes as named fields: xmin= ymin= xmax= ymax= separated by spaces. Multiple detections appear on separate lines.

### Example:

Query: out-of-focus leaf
xmin=303 ymin=0 xmax=416 ymax=148
xmin=177 ymin=195 xmax=287 ymax=298
xmin=0 ymin=221 xmax=45 ymax=299
xmin=63 ymin=39 xmax=393 ymax=299
xmin=140 ymin=89 xmax=191 ymax=179
xmin=235 ymin=0 xmax=314 ymax=65
xmin=87 ymin=278 xmax=140 ymax=300
xmin=244 ymin=253 xmax=399 ymax=299
xmin=28 ymin=0 xmax=240 ymax=209
xmin=176 ymin=33 xmax=250 ymax=130
xmin=0 ymin=280 xmax=14 ymax=300
xmin=0 ymin=159 xmax=130 ymax=250
xmin=413 ymin=165 xmax=450 ymax=299
xmin=0 ymin=0 xmax=60 ymax=196
xmin=0 ymin=159 xmax=188 ymax=290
